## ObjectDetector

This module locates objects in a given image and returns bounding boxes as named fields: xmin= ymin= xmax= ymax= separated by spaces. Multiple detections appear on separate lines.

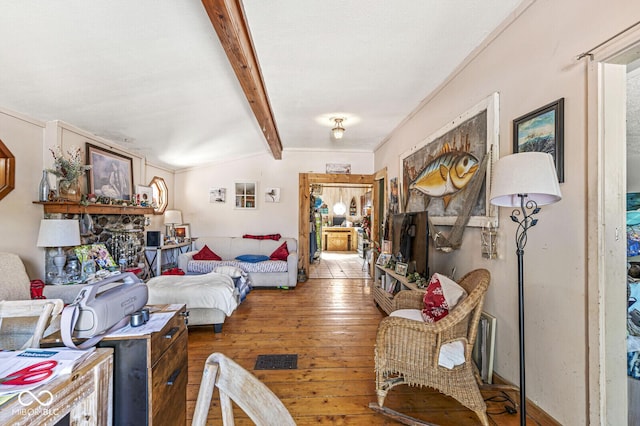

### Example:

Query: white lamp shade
xmin=489 ymin=152 xmax=562 ymax=207
xmin=164 ymin=209 xmax=183 ymax=225
xmin=36 ymin=219 xmax=81 ymax=247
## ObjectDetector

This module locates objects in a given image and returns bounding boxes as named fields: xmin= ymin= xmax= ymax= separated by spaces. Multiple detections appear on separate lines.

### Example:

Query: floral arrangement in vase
xmin=48 ymin=146 xmax=91 ymax=201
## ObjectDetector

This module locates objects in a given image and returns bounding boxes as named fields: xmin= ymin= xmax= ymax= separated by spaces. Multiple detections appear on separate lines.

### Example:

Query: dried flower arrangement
xmin=47 ymin=146 xmax=91 ymax=191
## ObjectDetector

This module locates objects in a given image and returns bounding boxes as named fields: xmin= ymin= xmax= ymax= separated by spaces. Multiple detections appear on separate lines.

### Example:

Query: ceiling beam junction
xmin=202 ymin=0 xmax=283 ymax=159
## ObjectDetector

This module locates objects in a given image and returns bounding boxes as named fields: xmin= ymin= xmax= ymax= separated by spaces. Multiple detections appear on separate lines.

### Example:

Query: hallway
xmin=308 ymin=251 xmax=371 ymax=279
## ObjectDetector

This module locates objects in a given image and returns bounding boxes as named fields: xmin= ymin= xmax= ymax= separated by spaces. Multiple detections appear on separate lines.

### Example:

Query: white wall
xmin=374 ymin=1 xmax=640 ymax=423
xmin=0 ymin=108 xmax=47 ymax=278
xmin=0 ymin=108 xmax=175 ymax=279
xmin=174 ymin=150 xmax=374 ymax=239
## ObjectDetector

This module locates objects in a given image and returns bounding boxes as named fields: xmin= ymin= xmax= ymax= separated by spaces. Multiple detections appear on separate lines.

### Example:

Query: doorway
xmin=298 ymin=173 xmax=376 ymax=278
xmin=587 ymin=33 xmax=640 ymax=424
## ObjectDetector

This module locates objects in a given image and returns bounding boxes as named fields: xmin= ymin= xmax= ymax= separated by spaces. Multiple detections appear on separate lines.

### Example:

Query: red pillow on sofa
xmin=270 ymin=242 xmax=289 ymax=261
xmin=193 ymin=245 xmax=222 ymax=261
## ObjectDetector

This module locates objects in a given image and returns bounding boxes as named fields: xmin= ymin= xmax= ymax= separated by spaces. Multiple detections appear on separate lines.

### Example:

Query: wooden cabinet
xmin=373 ymin=265 xmax=423 ymax=314
xmin=98 ymin=305 xmax=188 ymax=426
xmin=322 ymin=227 xmax=356 ymax=251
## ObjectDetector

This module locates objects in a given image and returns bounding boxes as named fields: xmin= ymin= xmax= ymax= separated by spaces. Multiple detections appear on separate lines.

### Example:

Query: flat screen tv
xmin=391 ymin=211 xmax=429 ymax=277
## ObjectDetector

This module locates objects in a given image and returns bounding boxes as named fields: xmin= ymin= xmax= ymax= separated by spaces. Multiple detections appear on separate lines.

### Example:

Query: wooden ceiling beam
xmin=202 ymin=0 xmax=283 ymax=159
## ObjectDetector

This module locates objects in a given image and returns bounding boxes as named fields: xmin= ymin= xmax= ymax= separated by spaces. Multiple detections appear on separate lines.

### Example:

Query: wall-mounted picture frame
xmin=175 ymin=223 xmax=191 ymax=240
xmin=265 ymin=187 xmax=281 ymax=203
xmin=326 ymin=163 xmax=351 ymax=174
xmin=86 ymin=143 xmax=134 ymax=201
xmin=209 ymin=187 xmax=226 ymax=203
xmin=135 ymin=184 xmax=153 ymax=207
xmin=395 ymin=261 xmax=408 ymax=276
xmin=400 ymin=92 xmax=499 ymax=227
xmin=513 ymin=98 xmax=564 ymax=182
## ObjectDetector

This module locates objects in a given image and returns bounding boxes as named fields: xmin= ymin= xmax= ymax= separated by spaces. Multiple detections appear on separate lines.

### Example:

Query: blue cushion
xmin=235 ymin=254 xmax=270 ymax=263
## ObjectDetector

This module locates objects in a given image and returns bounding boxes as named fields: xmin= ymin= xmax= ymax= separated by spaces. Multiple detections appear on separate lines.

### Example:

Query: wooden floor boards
xmin=186 ymin=277 xmax=553 ymax=425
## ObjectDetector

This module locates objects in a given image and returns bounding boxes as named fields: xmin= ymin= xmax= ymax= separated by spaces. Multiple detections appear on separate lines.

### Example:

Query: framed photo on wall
xmin=513 ymin=98 xmax=564 ymax=182
xmin=86 ymin=143 xmax=134 ymax=201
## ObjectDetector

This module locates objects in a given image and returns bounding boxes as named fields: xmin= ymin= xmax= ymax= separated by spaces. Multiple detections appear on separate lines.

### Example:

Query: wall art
xmin=86 ymin=143 xmax=133 ymax=201
xmin=399 ymin=92 xmax=499 ymax=227
xmin=513 ymin=97 xmax=564 ymax=182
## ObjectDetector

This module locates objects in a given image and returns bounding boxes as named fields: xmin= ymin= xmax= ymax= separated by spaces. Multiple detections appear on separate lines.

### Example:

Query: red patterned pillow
xmin=421 ymin=273 xmax=467 ymax=323
xmin=193 ymin=245 xmax=222 ymax=261
xmin=270 ymin=242 xmax=289 ymax=261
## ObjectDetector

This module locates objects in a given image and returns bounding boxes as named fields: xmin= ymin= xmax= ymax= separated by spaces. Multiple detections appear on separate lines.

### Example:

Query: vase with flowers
xmin=47 ymin=146 xmax=91 ymax=202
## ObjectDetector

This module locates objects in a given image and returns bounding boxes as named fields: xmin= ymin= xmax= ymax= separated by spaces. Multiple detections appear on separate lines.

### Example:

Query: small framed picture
xmin=209 ymin=187 xmax=226 ymax=203
xmin=513 ymin=98 xmax=564 ymax=182
xmin=395 ymin=262 xmax=408 ymax=276
xmin=135 ymin=185 xmax=153 ymax=207
xmin=376 ymin=253 xmax=391 ymax=266
xmin=326 ymin=163 xmax=351 ymax=174
xmin=175 ymin=224 xmax=191 ymax=240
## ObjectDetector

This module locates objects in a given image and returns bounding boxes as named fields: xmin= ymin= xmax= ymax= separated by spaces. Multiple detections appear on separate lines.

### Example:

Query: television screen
xmin=391 ymin=211 xmax=429 ymax=276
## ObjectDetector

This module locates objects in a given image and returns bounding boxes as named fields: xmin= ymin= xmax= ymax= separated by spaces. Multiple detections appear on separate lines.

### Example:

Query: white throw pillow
xmin=214 ymin=266 xmax=243 ymax=278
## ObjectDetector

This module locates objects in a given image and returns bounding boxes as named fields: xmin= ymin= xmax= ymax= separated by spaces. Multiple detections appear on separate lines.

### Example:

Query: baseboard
xmin=490 ymin=373 xmax=563 ymax=425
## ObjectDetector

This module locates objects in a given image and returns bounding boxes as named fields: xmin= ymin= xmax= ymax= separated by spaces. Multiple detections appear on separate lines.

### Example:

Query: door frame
xmin=298 ymin=173 xmax=376 ymax=276
xmin=586 ymin=30 xmax=640 ymax=424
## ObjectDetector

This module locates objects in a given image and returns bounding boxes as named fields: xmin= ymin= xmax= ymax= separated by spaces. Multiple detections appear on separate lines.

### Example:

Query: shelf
xmin=34 ymin=201 xmax=154 ymax=215
xmin=373 ymin=264 xmax=424 ymax=315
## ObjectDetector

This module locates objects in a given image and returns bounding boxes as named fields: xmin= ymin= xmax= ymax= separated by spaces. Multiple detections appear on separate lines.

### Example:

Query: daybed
xmin=146 ymin=271 xmax=239 ymax=333
xmin=178 ymin=237 xmax=298 ymax=288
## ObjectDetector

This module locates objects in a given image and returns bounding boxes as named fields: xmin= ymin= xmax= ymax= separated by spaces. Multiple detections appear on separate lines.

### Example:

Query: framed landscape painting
xmin=513 ymin=98 xmax=564 ymax=182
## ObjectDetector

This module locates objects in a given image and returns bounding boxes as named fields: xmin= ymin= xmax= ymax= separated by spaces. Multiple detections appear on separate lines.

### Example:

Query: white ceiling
xmin=0 ymin=1 xmax=523 ymax=170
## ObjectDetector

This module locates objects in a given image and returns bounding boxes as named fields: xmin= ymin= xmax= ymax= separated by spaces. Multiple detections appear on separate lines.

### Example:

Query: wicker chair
xmin=374 ymin=268 xmax=491 ymax=425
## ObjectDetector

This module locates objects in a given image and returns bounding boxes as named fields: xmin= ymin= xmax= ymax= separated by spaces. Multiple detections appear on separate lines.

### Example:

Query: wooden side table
xmin=0 ymin=348 xmax=114 ymax=426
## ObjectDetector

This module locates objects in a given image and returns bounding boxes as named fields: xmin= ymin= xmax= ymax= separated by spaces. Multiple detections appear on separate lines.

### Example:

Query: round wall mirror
xmin=0 ymin=139 xmax=15 ymax=202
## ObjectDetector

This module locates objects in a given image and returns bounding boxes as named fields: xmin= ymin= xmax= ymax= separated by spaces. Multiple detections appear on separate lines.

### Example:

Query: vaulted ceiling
xmin=0 ymin=1 xmax=524 ymax=170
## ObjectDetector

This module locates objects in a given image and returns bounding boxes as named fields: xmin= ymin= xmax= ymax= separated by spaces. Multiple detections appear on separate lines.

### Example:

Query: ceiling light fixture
xmin=331 ymin=118 xmax=346 ymax=140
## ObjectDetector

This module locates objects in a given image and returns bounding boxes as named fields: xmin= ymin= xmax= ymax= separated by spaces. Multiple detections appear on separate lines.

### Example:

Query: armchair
xmin=0 ymin=252 xmax=64 ymax=350
xmin=374 ymin=268 xmax=491 ymax=426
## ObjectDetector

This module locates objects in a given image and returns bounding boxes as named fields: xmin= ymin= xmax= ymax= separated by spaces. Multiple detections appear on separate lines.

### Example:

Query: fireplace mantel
xmin=34 ymin=201 xmax=154 ymax=215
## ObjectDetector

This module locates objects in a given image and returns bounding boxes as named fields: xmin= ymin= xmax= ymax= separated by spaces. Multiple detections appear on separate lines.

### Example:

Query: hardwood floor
xmin=186 ymin=274 xmax=555 ymax=425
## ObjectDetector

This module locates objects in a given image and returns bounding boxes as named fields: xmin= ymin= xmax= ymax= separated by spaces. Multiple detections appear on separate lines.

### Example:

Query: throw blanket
xmin=188 ymin=259 xmax=288 ymax=274
xmin=146 ymin=272 xmax=238 ymax=316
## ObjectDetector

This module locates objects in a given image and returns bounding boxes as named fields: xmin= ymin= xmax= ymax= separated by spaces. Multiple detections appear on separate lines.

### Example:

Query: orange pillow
xmin=269 ymin=242 xmax=289 ymax=261
xmin=193 ymin=245 xmax=222 ymax=261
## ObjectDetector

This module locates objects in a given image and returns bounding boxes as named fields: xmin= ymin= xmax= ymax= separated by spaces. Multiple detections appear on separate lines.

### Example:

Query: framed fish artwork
xmin=513 ymin=98 xmax=564 ymax=183
xmin=400 ymin=92 xmax=499 ymax=227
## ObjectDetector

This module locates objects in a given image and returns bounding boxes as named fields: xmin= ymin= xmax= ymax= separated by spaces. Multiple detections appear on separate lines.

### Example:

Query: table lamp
xmin=164 ymin=209 xmax=182 ymax=240
xmin=489 ymin=152 xmax=561 ymax=425
xmin=36 ymin=219 xmax=81 ymax=284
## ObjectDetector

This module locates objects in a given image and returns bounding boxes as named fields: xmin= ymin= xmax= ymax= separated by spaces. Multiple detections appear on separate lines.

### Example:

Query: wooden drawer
xmin=151 ymin=305 xmax=187 ymax=366
xmin=151 ymin=329 xmax=188 ymax=426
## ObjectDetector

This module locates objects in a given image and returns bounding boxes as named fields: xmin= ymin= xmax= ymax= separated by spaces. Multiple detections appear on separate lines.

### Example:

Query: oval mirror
xmin=0 ymin=139 xmax=15 ymax=202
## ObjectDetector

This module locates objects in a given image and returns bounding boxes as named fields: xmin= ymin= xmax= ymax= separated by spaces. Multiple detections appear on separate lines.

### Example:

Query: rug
xmin=254 ymin=354 xmax=298 ymax=370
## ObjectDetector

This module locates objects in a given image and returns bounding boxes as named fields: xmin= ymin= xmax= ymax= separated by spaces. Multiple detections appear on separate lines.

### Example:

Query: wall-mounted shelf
xmin=34 ymin=201 xmax=153 ymax=215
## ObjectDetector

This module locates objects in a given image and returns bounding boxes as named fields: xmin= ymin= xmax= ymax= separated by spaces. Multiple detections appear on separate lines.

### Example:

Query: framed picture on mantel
xmin=86 ymin=143 xmax=134 ymax=201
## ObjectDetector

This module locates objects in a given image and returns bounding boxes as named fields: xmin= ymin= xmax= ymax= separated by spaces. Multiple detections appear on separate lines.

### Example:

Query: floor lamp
xmin=489 ymin=152 xmax=562 ymax=425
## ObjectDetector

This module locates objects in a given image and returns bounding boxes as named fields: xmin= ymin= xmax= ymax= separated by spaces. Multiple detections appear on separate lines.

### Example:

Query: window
xmin=235 ymin=182 xmax=256 ymax=209
xmin=149 ymin=176 xmax=168 ymax=214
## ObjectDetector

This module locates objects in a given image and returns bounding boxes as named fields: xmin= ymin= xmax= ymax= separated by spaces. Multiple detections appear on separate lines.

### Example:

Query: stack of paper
xmin=0 ymin=347 xmax=95 ymax=397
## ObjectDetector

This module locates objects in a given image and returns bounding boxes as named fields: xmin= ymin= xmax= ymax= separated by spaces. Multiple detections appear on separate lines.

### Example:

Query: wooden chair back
xmin=192 ymin=352 xmax=296 ymax=426
xmin=0 ymin=299 xmax=64 ymax=350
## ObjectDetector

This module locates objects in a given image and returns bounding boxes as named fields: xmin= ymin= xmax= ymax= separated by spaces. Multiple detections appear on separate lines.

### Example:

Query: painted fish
xmin=409 ymin=150 xmax=479 ymax=209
